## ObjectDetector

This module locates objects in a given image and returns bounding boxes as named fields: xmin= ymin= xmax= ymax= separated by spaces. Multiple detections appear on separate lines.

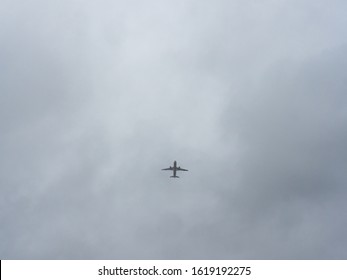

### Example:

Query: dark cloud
xmin=219 ymin=47 xmax=347 ymax=259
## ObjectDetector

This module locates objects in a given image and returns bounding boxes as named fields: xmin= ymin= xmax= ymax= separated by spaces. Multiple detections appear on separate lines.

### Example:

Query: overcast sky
xmin=1 ymin=0 xmax=347 ymax=259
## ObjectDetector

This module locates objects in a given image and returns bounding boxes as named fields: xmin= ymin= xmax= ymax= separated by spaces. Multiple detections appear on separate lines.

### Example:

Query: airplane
xmin=162 ymin=160 xmax=188 ymax=178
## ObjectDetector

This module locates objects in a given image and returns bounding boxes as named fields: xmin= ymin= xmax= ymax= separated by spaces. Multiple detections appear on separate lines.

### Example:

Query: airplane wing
xmin=177 ymin=167 xmax=188 ymax=171
xmin=162 ymin=167 xmax=173 ymax=170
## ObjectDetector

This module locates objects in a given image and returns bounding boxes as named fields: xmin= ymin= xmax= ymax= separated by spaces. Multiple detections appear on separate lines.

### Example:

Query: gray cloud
xmin=1 ymin=0 xmax=347 ymax=259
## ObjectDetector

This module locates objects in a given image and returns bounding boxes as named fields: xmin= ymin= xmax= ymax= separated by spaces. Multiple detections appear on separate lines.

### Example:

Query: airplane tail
xmin=170 ymin=176 xmax=179 ymax=178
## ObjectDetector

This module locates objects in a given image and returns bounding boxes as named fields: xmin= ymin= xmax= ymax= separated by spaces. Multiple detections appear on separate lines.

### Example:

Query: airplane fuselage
xmin=171 ymin=161 xmax=178 ymax=178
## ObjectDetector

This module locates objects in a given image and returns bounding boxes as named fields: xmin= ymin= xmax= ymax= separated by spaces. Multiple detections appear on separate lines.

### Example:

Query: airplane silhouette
xmin=162 ymin=161 xmax=188 ymax=178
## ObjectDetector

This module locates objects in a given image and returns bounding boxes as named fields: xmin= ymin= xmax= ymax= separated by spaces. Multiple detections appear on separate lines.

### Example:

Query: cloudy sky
xmin=1 ymin=0 xmax=347 ymax=259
